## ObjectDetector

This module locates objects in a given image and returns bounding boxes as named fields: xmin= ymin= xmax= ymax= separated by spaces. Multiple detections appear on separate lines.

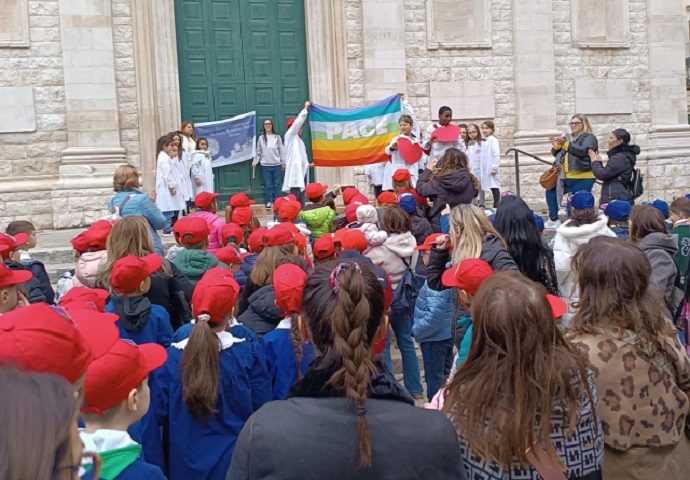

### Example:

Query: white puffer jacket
xmin=365 ymin=232 xmax=417 ymax=291
xmin=553 ymin=214 xmax=617 ymax=327
xmin=72 ymin=250 xmax=109 ymax=289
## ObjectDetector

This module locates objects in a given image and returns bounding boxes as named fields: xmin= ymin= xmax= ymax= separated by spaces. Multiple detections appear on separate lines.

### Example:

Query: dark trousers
xmin=420 ymin=338 xmax=454 ymax=402
xmin=290 ymin=187 xmax=307 ymax=206
xmin=261 ymin=165 xmax=282 ymax=204
xmin=373 ymin=185 xmax=383 ymax=198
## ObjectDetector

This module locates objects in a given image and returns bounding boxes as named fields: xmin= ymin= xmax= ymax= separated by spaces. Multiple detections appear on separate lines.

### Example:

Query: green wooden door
xmin=175 ymin=0 xmax=310 ymax=207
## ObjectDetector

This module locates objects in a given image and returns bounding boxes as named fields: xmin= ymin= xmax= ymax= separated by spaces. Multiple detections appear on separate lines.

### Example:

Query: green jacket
xmin=299 ymin=205 xmax=335 ymax=240
xmin=671 ymin=223 xmax=690 ymax=282
xmin=172 ymin=248 xmax=229 ymax=285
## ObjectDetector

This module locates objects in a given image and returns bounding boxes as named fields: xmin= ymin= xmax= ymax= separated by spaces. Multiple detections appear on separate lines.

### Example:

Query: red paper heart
xmin=432 ymin=124 xmax=461 ymax=143
xmin=397 ymin=137 xmax=424 ymax=165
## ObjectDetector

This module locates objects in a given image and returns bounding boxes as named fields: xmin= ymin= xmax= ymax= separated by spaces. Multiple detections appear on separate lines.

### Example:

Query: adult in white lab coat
xmin=422 ymin=106 xmax=461 ymax=163
xmin=383 ymin=94 xmax=422 ymax=192
xmin=365 ymin=163 xmax=386 ymax=198
xmin=282 ymin=101 xmax=311 ymax=205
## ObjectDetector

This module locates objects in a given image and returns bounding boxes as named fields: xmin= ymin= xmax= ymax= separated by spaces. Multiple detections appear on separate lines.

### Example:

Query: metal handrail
xmin=505 ymin=148 xmax=554 ymax=197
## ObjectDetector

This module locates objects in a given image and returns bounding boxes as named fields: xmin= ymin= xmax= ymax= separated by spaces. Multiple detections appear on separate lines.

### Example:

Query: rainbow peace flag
xmin=309 ymin=94 xmax=401 ymax=167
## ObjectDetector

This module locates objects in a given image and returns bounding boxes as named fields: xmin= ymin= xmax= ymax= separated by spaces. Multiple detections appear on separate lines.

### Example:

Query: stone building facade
xmin=0 ymin=0 xmax=689 ymax=229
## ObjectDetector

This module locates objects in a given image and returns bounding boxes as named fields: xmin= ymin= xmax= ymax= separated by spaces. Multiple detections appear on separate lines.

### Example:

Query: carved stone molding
xmin=572 ymin=0 xmax=630 ymax=48
xmin=427 ymin=0 xmax=492 ymax=49
xmin=0 ymin=0 xmax=30 ymax=48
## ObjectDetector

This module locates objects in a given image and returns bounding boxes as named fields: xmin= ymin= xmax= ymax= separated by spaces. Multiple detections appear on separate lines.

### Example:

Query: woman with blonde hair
xmin=96 ymin=215 xmax=193 ymax=329
xmin=110 ymin=164 xmax=167 ymax=256
xmin=545 ymin=113 xmax=598 ymax=229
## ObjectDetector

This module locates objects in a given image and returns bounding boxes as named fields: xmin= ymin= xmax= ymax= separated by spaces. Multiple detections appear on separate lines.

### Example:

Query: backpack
xmin=390 ymin=254 xmax=426 ymax=318
xmin=628 ymin=168 xmax=644 ymax=199
xmin=102 ymin=193 xmax=137 ymax=222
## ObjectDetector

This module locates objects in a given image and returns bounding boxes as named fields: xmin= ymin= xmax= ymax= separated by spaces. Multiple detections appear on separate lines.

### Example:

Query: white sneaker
xmin=266 ymin=202 xmax=272 ymax=208
xmin=544 ymin=219 xmax=561 ymax=229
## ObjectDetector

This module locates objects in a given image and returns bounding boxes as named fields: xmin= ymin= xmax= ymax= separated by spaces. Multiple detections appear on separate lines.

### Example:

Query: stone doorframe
xmin=132 ymin=0 xmax=353 ymax=192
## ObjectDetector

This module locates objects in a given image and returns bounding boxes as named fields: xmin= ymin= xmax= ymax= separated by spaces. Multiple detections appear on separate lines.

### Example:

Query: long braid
xmin=289 ymin=312 xmax=303 ymax=381
xmin=327 ymin=267 xmax=375 ymax=467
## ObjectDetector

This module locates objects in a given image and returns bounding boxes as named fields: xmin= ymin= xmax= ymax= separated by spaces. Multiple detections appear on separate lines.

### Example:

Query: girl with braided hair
xmin=260 ymin=263 xmax=316 ymax=400
xmin=228 ymin=260 xmax=466 ymax=480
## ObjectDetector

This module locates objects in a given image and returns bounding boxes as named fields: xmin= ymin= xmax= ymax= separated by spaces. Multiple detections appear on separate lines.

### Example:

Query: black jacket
xmin=4 ymin=260 xmax=45 ymax=304
xmin=591 ymin=144 xmax=639 ymax=204
xmin=237 ymin=285 xmax=283 ymax=339
xmin=145 ymin=260 xmax=193 ymax=330
xmin=416 ymin=168 xmax=477 ymax=232
xmin=21 ymin=259 xmax=54 ymax=305
xmin=552 ymin=132 xmax=598 ymax=173
xmin=226 ymin=361 xmax=467 ymax=480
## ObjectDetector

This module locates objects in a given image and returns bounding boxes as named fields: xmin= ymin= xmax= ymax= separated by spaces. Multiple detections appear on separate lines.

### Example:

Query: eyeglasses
xmin=569 ymin=122 xmax=583 ymax=126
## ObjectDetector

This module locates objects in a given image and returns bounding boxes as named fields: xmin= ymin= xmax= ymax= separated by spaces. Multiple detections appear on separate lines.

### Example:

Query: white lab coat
xmin=191 ymin=150 xmax=214 ymax=195
xmin=282 ymin=109 xmax=310 ymax=192
xmin=422 ymin=123 xmax=461 ymax=163
xmin=466 ymin=140 xmax=482 ymax=184
xmin=479 ymin=134 xmax=501 ymax=190
xmin=182 ymin=135 xmax=196 ymax=156
xmin=155 ymin=151 xmax=186 ymax=212
xmin=174 ymin=154 xmax=193 ymax=202
xmin=364 ymin=163 xmax=386 ymax=187
xmin=382 ymin=100 xmax=422 ymax=191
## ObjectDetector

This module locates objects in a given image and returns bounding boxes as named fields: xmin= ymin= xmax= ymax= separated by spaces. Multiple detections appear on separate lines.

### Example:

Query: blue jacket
xmin=234 ymin=253 xmax=258 ymax=291
xmin=20 ymin=258 xmax=54 ymax=304
xmin=106 ymin=296 xmax=173 ymax=348
xmin=128 ymin=407 xmax=165 ymax=474
xmin=611 ymin=226 xmax=630 ymax=239
xmin=111 ymin=190 xmax=167 ymax=257
xmin=260 ymin=323 xmax=316 ymax=400
xmin=411 ymin=281 xmax=454 ymax=343
xmin=172 ymin=322 xmax=258 ymax=344
xmin=151 ymin=332 xmax=272 ymax=480
xmin=81 ymin=455 xmax=166 ymax=480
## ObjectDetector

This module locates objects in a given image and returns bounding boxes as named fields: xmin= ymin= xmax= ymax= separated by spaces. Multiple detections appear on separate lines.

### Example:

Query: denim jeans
xmin=261 ymin=165 xmax=282 ymax=204
xmin=420 ymin=338 xmax=454 ymax=401
xmin=162 ymin=211 xmax=175 ymax=234
xmin=383 ymin=313 xmax=423 ymax=395
xmin=545 ymin=178 xmax=596 ymax=221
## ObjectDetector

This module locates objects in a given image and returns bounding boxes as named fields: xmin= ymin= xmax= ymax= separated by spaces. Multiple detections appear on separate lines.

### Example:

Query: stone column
xmin=646 ymin=0 xmax=690 ymax=147
xmin=511 ymin=0 xmax=561 ymax=150
xmin=52 ymin=0 xmax=126 ymax=227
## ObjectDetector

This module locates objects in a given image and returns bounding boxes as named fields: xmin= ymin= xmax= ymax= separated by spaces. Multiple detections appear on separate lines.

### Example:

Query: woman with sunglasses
xmin=545 ymin=114 xmax=598 ymax=229
xmin=253 ymin=118 xmax=285 ymax=208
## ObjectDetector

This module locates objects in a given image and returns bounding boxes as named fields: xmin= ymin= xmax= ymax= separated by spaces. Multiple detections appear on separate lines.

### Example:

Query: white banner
xmin=195 ymin=111 xmax=257 ymax=168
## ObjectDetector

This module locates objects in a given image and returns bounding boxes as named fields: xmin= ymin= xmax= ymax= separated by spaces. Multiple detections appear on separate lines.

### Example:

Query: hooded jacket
xmin=416 ymin=168 xmax=477 ymax=231
xmin=73 ymin=250 xmax=109 ymax=289
xmin=553 ymin=215 xmax=617 ymax=326
xmin=365 ymin=232 xmax=417 ymax=291
xmin=172 ymin=248 xmax=229 ymax=285
xmin=591 ymin=144 xmax=640 ymax=204
xmin=106 ymin=295 xmax=173 ymax=348
xmin=234 ymin=253 xmax=258 ymax=291
xmin=299 ymin=205 xmax=335 ymax=240
xmin=639 ymin=232 xmax=679 ymax=301
xmin=226 ymin=361 xmax=467 ymax=480
xmin=237 ymin=285 xmax=284 ymax=339
xmin=187 ymin=210 xmax=225 ymax=252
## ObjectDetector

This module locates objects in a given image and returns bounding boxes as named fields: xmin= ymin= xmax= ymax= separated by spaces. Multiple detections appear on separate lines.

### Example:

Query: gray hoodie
xmin=639 ymin=232 xmax=679 ymax=300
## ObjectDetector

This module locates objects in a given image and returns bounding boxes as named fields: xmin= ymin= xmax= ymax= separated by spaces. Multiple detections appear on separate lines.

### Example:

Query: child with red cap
xmin=282 ymin=101 xmax=311 ymax=205
xmin=80 ymin=339 xmax=168 ymax=480
xmin=312 ymin=235 xmax=337 ymax=263
xmin=6 ymin=220 xmax=55 ymax=304
xmin=267 ymin=198 xmax=313 ymax=239
xmin=187 ymin=191 xmax=225 ymax=253
xmin=392 ymin=169 xmax=427 ymax=207
xmin=0 ymin=252 xmax=33 ymax=314
xmin=299 ymin=182 xmax=337 ymax=240
xmin=171 ymin=217 xmax=231 ymax=285
xmin=152 ymin=267 xmax=271 ymax=480
xmin=0 ymin=232 xmax=45 ymax=303
xmin=260 ymin=263 xmax=316 ymax=399
xmin=233 ymin=227 xmax=268 ymax=291
xmin=105 ymin=254 xmax=173 ymax=348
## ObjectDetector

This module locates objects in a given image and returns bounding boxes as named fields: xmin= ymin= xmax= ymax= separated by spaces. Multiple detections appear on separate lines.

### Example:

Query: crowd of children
xmin=3 ymin=103 xmax=690 ymax=480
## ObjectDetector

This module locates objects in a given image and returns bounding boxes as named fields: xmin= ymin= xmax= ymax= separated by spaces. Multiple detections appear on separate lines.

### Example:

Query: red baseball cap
xmin=414 ymin=234 xmax=452 ymax=251
xmin=58 ymin=287 xmax=109 ymax=312
xmin=111 ymin=254 xmax=162 ymax=294
xmin=221 ymin=223 xmax=245 ymax=246
xmin=305 ymin=183 xmax=328 ymax=201
xmin=83 ymin=339 xmax=167 ymax=414
xmin=264 ymin=224 xmax=296 ymax=247
xmin=70 ymin=231 xmax=89 ymax=254
xmin=547 ymin=294 xmax=568 ymax=319
xmin=173 ymin=217 xmax=210 ymax=245
xmin=294 ymin=232 xmax=307 ymax=252
xmin=342 ymin=188 xmax=361 ymax=206
xmin=278 ymin=200 xmax=302 ymax=222
xmin=273 ymin=264 xmax=308 ymax=314
xmin=0 ymin=303 xmax=119 ymax=384
xmin=351 ymin=194 xmax=370 ymax=205
xmin=286 ymin=117 xmax=296 ymax=128
xmin=441 ymin=258 xmax=493 ymax=294
xmin=377 ymin=192 xmax=398 ymax=204
xmin=194 ymin=192 xmax=219 ymax=209
xmin=345 ymin=203 xmax=359 ymax=223
xmin=341 ymin=229 xmax=368 ymax=253
xmin=272 ymin=194 xmax=297 ymax=213
xmin=247 ymin=227 xmax=268 ymax=253
xmin=313 ymin=236 xmax=336 ymax=259
xmin=229 ymin=192 xmax=256 ymax=208
xmin=392 ymin=169 xmax=412 ymax=182
xmin=83 ymin=220 xmax=114 ymax=252
xmin=214 ymin=246 xmax=242 ymax=265
xmin=192 ymin=267 xmax=240 ymax=322
xmin=0 ymin=260 xmax=32 ymax=289
xmin=0 ymin=232 xmax=28 ymax=259
xmin=231 ymin=207 xmax=253 ymax=226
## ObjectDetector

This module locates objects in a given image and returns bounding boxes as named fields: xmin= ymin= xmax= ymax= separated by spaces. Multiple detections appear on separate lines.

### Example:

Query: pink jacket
xmin=358 ymin=223 xmax=388 ymax=251
xmin=72 ymin=250 xmax=109 ymax=289
xmin=188 ymin=211 xmax=225 ymax=252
